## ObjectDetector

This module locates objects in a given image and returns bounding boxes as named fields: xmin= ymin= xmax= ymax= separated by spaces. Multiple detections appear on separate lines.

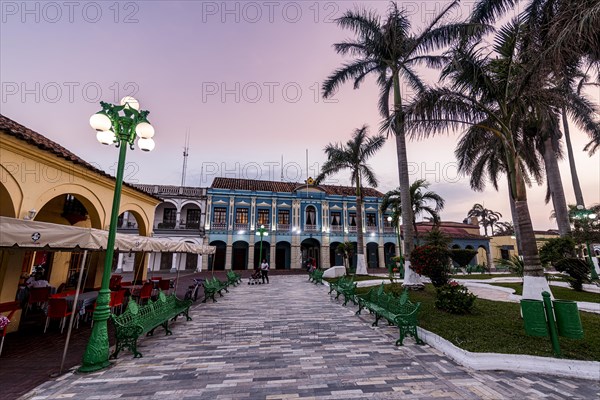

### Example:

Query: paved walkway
xmin=24 ymin=276 xmax=600 ymax=399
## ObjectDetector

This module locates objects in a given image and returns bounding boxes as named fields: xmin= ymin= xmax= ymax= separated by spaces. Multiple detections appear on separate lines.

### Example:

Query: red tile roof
xmin=210 ymin=177 xmax=384 ymax=198
xmin=0 ymin=114 xmax=159 ymax=201
xmin=411 ymin=222 xmax=487 ymax=240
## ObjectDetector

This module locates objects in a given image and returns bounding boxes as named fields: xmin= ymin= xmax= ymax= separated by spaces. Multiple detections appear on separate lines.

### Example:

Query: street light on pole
xmin=80 ymin=97 xmax=155 ymax=373
xmin=256 ymin=224 xmax=269 ymax=267
xmin=570 ymin=205 xmax=599 ymax=280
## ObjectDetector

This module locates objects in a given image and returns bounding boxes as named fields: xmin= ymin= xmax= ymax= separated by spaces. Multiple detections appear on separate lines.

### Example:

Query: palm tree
xmin=323 ymin=1 xmax=488 ymax=283
xmin=494 ymin=221 xmax=515 ymax=236
xmin=381 ymin=179 xmax=446 ymax=240
xmin=467 ymin=204 xmax=503 ymax=237
xmin=336 ymin=241 xmax=355 ymax=275
xmin=403 ymin=19 xmax=557 ymax=298
xmin=315 ymin=125 xmax=385 ymax=275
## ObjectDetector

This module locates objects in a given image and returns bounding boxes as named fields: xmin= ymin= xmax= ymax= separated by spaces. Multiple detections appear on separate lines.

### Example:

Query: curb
xmin=417 ymin=327 xmax=600 ymax=381
xmin=323 ymin=280 xmax=600 ymax=380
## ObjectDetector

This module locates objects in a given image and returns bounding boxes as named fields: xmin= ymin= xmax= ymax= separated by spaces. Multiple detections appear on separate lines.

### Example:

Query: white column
xmin=116 ymin=253 xmax=124 ymax=273
xmin=197 ymin=255 xmax=203 ymax=272
xmin=170 ymin=253 xmax=178 ymax=273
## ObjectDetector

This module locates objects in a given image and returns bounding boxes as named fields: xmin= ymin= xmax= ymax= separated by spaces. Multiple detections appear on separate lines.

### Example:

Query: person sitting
xmin=28 ymin=273 xmax=49 ymax=288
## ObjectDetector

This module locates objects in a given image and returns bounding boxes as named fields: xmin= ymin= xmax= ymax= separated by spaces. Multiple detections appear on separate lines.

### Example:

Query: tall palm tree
xmin=323 ymin=1 xmax=488 ymax=283
xmin=402 ymin=19 xmax=558 ymax=299
xmin=315 ymin=126 xmax=385 ymax=275
xmin=381 ymin=179 xmax=446 ymax=240
xmin=494 ymin=221 xmax=515 ymax=236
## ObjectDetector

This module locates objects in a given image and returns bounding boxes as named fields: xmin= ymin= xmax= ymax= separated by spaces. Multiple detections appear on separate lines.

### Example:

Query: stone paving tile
xmin=21 ymin=275 xmax=600 ymax=400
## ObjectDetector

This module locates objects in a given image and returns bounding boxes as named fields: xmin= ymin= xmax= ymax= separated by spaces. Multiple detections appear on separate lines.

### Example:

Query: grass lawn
xmin=353 ymin=284 xmax=600 ymax=361
xmin=325 ymin=275 xmax=391 ymax=283
xmin=452 ymin=273 xmax=521 ymax=280
xmin=488 ymin=283 xmax=600 ymax=303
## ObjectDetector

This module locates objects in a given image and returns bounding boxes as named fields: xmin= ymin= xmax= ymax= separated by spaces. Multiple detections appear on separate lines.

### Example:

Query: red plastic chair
xmin=110 ymin=289 xmax=127 ymax=314
xmin=158 ymin=279 xmax=171 ymax=295
xmin=26 ymin=287 xmax=51 ymax=314
xmin=44 ymin=298 xmax=73 ymax=334
xmin=0 ymin=301 xmax=20 ymax=356
xmin=109 ymin=275 xmax=123 ymax=291
xmin=133 ymin=282 xmax=153 ymax=305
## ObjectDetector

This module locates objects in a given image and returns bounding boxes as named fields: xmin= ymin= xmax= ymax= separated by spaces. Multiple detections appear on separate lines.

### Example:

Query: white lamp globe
xmin=90 ymin=113 xmax=111 ymax=131
xmin=120 ymin=96 xmax=140 ymax=110
xmin=96 ymin=130 xmax=116 ymax=145
xmin=135 ymin=122 xmax=155 ymax=139
xmin=588 ymin=213 xmax=597 ymax=220
xmin=138 ymin=138 xmax=155 ymax=152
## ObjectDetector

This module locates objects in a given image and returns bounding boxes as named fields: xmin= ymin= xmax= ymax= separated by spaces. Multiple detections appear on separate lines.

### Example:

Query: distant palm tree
xmin=494 ymin=222 xmax=515 ymax=236
xmin=467 ymin=204 xmax=503 ymax=237
xmin=316 ymin=126 xmax=385 ymax=275
xmin=381 ymin=179 xmax=445 ymax=240
xmin=323 ymin=1 xmax=488 ymax=276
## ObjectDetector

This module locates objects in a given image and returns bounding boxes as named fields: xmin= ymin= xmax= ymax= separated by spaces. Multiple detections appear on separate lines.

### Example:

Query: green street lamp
xmin=255 ymin=224 xmax=268 ymax=267
xmin=570 ymin=205 xmax=599 ymax=280
xmin=387 ymin=215 xmax=404 ymax=271
xmin=79 ymin=97 xmax=155 ymax=373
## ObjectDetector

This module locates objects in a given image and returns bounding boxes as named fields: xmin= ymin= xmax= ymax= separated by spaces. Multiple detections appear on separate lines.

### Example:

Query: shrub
xmin=539 ymin=237 xmax=576 ymax=268
xmin=435 ymin=281 xmax=477 ymax=314
xmin=410 ymin=245 xmax=451 ymax=287
xmin=494 ymin=255 xmax=524 ymax=276
xmin=555 ymin=258 xmax=591 ymax=291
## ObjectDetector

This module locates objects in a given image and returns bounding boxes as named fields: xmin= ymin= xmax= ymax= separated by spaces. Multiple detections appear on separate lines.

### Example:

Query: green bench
xmin=466 ymin=264 xmax=486 ymax=274
xmin=329 ymin=276 xmax=357 ymax=306
xmin=308 ymin=269 xmax=324 ymax=284
xmin=356 ymin=284 xmax=424 ymax=346
xmin=202 ymin=277 xmax=229 ymax=303
xmin=226 ymin=270 xmax=242 ymax=286
xmin=110 ymin=291 xmax=192 ymax=359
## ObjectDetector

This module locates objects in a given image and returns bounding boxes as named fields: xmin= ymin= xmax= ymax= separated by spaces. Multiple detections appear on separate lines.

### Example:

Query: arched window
xmin=305 ymin=205 xmax=316 ymax=226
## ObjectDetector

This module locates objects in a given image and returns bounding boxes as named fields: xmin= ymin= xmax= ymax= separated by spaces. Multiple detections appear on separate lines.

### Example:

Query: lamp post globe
xmin=80 ymin=99 xmax=156 ymax=373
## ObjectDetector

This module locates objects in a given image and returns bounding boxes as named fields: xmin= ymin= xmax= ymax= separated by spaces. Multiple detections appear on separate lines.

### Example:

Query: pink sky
xmin=1 ymin=1 xmax=598 ymax=231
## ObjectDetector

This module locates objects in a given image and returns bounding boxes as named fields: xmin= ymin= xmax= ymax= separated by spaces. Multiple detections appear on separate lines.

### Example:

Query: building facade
xmin=117 ymin=185 xmax=207 ymax=273
xmin=203 ymin=177 xmax=399 ymax=271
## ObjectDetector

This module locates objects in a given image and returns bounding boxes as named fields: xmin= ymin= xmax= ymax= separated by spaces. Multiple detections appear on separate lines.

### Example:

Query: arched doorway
xmin=383 ymin=242 xmax=396 ymax=267
xmin=208 ymin=241 xmax=226 ymax=271
xmin=0 ymin=182 xmax=16 ymax=217
xmin=329 ymin=242 xmax=343 ymax=267
xmin=232 ymin=241 xmax=249 ymax=270
xmin=253 ymin=240 xmax=271 ymax=269
xmin=301 ymin=238 xmax=320 ymax=268
xmin=275 ymin=242 xmax=291 ymax=270
xmin=366 ymin=242 xmax=379 ymax=268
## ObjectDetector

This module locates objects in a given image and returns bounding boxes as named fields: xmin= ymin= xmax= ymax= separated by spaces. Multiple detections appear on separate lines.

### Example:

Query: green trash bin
xmin=553 ymin=300 xmax=583 ymax=339
xmin=521 ymin=299 xmax=548 ymax=337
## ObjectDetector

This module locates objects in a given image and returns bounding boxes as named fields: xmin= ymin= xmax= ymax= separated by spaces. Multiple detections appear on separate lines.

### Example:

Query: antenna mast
xmin=181 ymin=129 xmax=190 ymax=187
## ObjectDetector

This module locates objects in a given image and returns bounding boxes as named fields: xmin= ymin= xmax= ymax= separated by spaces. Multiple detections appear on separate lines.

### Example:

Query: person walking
xmin=260 ymin=259 xmax=270 ymax=284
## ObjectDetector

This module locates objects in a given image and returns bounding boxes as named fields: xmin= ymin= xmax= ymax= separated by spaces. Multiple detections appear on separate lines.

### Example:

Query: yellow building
xmin=490 ymin=230 xmax=560 ymax=261
xmin=0 ymin=114 xmax=160 ymax=331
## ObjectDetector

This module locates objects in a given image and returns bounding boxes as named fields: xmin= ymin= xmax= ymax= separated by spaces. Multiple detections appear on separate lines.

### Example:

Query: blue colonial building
xmin=202 ymin=177 xmax=398 ymax=270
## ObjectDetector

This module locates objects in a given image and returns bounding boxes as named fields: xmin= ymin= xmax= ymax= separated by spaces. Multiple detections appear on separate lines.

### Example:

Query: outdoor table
xmin=63 ymin=291 xmax=98 ymax=315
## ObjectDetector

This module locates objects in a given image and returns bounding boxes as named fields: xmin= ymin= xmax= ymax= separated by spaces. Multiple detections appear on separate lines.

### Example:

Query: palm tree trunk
xmin=562 ymin=107 xmax=585 ymax=206
xmin=511 ymin=155 xmax=552 ymax=299
xmin=507 ymin=178 xmax=523 ymax=255
xmin=355 ymin=191 xmax=368 ymax=275
xmin=542 ymin=137 xmax=571 ymax=236
xmin=393 ymin=73 xmax=421 ymax=288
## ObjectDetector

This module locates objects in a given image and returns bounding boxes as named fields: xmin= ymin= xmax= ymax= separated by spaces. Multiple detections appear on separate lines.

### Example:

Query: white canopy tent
xmin=0 ymin=216 xmax=214 ymax=374
xmin=0 ymin=216 xmax=215 ymax=255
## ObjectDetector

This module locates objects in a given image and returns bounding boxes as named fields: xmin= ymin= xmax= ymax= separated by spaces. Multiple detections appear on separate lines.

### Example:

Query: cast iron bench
xmin=330 ymin=276 xmax=357 ymax=306
xmin=226 ymin=270 xmax=242 ymax=286
xmin=308 ymin=269 xmax=324 ymax=284
xmin=356 ymin=284 xmax=424 ymax=346
xmin=110 ymin=291 xmax=192 ymax=359
xmin=202 ymin=277 xmax=229 ymax=303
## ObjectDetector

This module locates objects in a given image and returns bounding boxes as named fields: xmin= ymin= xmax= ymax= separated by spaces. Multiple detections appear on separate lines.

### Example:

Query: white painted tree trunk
xmin=402 ymin=260 xmax=423 ymax=288
xmin=355 ymin=254 xmax=368 ymax=275
xmin=522 ymin=276 xmax=554 ymax=300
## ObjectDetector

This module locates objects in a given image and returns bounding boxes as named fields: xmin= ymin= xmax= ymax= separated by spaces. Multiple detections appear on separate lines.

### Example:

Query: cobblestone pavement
xmin=24 ymin=276 xmax=600 ymax=400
